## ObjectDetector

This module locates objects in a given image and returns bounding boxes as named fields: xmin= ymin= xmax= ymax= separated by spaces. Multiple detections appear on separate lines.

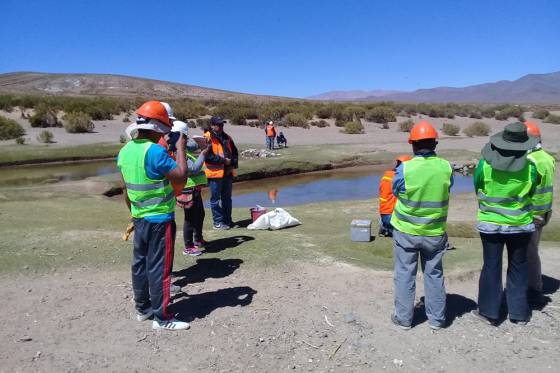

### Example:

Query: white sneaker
xmin=170 ymin=284 xmax=181 ymax=294
xmin=152 ymin=318 xmax=190 ymax=330
xmin=136 ymin=311 xmax=153 ymax=322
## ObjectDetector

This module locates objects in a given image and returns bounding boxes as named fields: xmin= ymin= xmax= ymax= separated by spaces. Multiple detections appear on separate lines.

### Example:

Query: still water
xmin=0 ymin=161 xmax=474 ymax=207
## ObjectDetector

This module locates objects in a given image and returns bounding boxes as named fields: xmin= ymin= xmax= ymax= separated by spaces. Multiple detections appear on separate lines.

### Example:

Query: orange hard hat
xmin=524 ymin=120 xmax=541 ymax=137
xmin=396 ymin=154 xmax=413 ymax=163
xmin=136 ymin=101 xmax=170 ymax=126
xmin=408 ymin=121 xmax=438 ymax=144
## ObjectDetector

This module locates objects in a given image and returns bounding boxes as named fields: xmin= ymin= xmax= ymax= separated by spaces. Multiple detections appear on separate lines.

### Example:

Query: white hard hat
xmin=160 ymin=102 xmax=176 ymax=120
xmin=171 ymin=120 xmax=189 ymax=137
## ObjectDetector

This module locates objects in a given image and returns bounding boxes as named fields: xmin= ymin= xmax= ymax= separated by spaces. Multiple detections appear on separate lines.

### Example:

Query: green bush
xmin=187 ymin=120 xmax=197 ymax=128
xmin=365 ymin=106 xmax=396 ymax=123
xmin=544 ymin=114 xmax=560 ymax=124
xmin=284 ymin=113 xmax=309 ymax=129
xmin=334 ymin=119 xmax=346 ymax=127
xmin=495 ymin=105 xmax=523 ymax=121
xmin=63 ymin=112 xmax=95 ymax=133
xmin=442 ymin=123 xmax=460 ymax=136
xmin=122 ymin=114 xmax=131 ymax=123
xmin=309 ymin=120 xmax=329 ymax=127
xmin=29 ymin=104 xmax=61 ymax=128
xmin=399 ymin=119 xmax=415 ymax=132
xmin=0 ymin=115 xmax=26 ymax=140
xmin=463 ymin=122 xmax=490 ymax=137
xmin=481 ymin=107 xmax=497 ymax=118
xmin=532 ymin=109 xmax=550 ymax=120
xmin=341 ymin=120 xmax=364 ymax=134
xmin=15 ymin=136 xmax=26 ymax=145
xmin=37 ymin=130 xmax=54 ymax=143
xmin=172 ymin=100 xmax=209 ymax=121
xmin=196 ymin=118 xmax=211 ymax=130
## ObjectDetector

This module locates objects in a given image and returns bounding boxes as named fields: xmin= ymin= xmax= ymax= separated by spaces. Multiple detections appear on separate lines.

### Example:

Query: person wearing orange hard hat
xmin=117 ymin=100 xmax=190 ymax=331
xmin=377 ymin=154 xmax=412 ymax=237
xmin=389 ymin=120 xmax=453 ymax=331
xmin=524 ymin=120 xmax=556 ymax=306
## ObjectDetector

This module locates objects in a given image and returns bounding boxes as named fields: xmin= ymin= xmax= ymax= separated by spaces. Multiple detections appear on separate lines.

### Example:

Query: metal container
xmin=350 ymin=219 xmax=372 ymax=242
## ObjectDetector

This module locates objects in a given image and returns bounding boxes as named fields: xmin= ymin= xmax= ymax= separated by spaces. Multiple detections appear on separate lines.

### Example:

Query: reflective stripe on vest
xmin=390 ymin=156 xmax=452 ymax=236
xmin=476 ymin=160 xmax=533 ymax=226
xmin=186 ymin=153 xmax=208 ymax=188
xmin=527 ymin=149 xmax=555 ymax=215
xmin=117 ymin=140 xmax=176 ymax=218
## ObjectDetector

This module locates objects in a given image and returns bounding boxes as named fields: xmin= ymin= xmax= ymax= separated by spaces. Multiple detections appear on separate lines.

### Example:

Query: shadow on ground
xmin=543 ymin=275 xmax=560 ymax=295
xmin=173 ymin=258 xmax=243 ymax=287
xmin=204 ymin=235 xmax=255 ymax=253
xmin=232 ymin=219 xmax=253 ymax=228
xmin=413 ymin=293 xmax=477 ymax=327
xmin=170 ymin=286 xmax=257 ymax=322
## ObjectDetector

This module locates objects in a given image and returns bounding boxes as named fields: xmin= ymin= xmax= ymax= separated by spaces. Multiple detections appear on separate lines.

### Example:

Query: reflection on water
xmin=0 ymin=162 xmax=474 ymax=207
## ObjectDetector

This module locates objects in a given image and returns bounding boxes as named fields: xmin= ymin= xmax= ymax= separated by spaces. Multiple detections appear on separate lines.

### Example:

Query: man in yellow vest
xmin=525 ymin=121 xmax=556 ymax=306
xmin=390 ymin=121 xmax=453 ymax=331
xmin=471 ymin=122 xmax=539 ymax=326
xmin=117 ymin=101 xmax=190 ymax=331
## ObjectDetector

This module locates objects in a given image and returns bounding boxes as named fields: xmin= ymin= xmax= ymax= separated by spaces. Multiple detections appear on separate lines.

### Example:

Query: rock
xmin=393 ymin=359 xmax=403 ymax=368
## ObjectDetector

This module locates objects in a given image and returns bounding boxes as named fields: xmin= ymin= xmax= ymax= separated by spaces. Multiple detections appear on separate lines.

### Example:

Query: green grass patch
xmin=0 ymin=143 xmax=123 ymax=165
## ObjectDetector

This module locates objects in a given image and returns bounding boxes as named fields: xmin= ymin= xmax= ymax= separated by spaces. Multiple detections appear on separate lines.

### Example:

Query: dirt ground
xmin=2 ymin=110 xmax=560 ymax=154
xmin=2 ymin=247 xmax=559 ymax=373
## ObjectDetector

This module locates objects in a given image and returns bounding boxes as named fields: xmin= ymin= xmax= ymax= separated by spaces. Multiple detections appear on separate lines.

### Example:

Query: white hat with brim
xmin=125 ymin=118 xmax=171 ymax=139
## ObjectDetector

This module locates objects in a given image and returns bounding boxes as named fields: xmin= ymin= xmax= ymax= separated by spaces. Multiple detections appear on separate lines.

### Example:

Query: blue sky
xmin=0 ymin=0 xmax=558 ymax=97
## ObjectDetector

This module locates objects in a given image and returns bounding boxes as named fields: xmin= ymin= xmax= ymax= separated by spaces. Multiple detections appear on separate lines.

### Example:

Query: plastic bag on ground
xmin=247 ymin=208 xmax=301 ymax=230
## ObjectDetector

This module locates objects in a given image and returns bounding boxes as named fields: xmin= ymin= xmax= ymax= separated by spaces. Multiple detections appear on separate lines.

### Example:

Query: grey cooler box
xmin=351 ymin=219 xmax=372 ymax=242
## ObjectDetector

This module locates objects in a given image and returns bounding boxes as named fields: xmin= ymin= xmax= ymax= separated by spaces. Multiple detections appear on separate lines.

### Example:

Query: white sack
xmin=247 ymin=208 xmax=301 ymax=230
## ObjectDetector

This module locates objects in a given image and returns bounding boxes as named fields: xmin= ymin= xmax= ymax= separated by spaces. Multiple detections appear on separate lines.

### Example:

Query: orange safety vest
xmin=266 ymin=124 xmax=276 ymax=137
xmin=378 ymin=170 xmax=397 ymax=214
xmin=204 ymin=131 xmax=237 ymax=178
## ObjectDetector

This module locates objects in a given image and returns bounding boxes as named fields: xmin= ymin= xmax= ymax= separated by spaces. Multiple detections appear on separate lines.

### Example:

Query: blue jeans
xmin=393 ymin=229 xmax=447 ymax=327
xmin=208 ymin=176 xmax=233 ymax=226
xmin=266 ymin=136 xmax=275 ymax=150
xmin=478 ymin=232 xmax=531 ymax=321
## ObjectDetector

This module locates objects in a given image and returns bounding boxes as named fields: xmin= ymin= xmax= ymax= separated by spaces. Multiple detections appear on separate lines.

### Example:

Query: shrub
xmin=119 ymin=134 xmax=127 ymax=143
xmin=442 ymin=123 xmax=460 ymax=136
xmin=122 ymin=115 xmax=131 ymax=123
xmin=0 ymin=115 xmax=26 ymax=140
xmin=365 ymin=106 xmax=396 ymax=123
xmin=495 ymin=105 xmax=523 ymax=121
xmin=15 ymin=136 xmax=26 ymax=145
xmin=341 ymin=120 xmax=364 ymax=134
xmin=63 ymin=112 xmax=95 ymax=133
xmin=315 ymin=105 xmax=334 ymax=119
xmin=187 ymin=120 xmax=197 ymax=128
xmin=481 ymin=107 xmax=496 ymax=118
xmin=196 ymin=118 xmax=211 ymax=130
xmin=230 ymin=113 xmax=247 ymax=126
xmin=463 ymin=122 xmax=490 ymax=137
xmin=533 ymin=109 xmax=550 ymax=120
xmin=469 ymin=112 xmax=482 ymax=119
xmin=284 ymin=113 xmax=309 ymax=128
xmin=29 ymin=103 xmax=61 ymax=128
xmin=544 ymin=114 xmax=560 ymax=124
xmin=334 ymin=119 xmax=346 ymax=127
xmin=37 ymin=130 xmax=54 ymax=143
xmin=399 ymin=119 xmax=415 ymax=132
xmin=309 ymin=120 xmax=329 ymax=127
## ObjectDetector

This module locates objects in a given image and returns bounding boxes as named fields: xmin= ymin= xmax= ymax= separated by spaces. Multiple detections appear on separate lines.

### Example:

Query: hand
xmin=176 ymin=133 xmax=186 ymax=151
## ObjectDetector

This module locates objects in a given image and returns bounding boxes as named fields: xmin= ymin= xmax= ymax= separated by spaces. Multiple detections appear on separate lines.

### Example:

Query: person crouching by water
xmin=471 ymin=122 xmax=539 ymax=326
xmin=378 ymin=155 xmax=412 ymax=237
xmin=118 ymin=101 xmax=190 ymax=331
xmin=204 ymin=116 xmax=239 ymax=230
xmin=390 ymin=121 xmax=453 ymax=331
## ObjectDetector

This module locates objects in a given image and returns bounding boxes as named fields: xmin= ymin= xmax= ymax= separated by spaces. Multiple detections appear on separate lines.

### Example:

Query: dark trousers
xmin=131 ymin=218 xmax=176 ymax=322
xmin=478 ymin=232 xmax=531 ymax=321
xmin=208 ymin=175 xmax=233 ymax=226
xmin=183 ymin=189 xmax=205 ymax=246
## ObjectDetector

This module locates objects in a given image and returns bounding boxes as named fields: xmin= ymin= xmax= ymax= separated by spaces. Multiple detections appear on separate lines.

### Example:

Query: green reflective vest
xmin=391 ymin=156 xmax=452 ymax=236
xmin=117 ymin=139 xmax=176 ymax=218
xmin=527 ymin=149 xmax=555 ymax=216
xmin=476 ymin=159 xmax=534 ymax=226
xmin=185 ymin=152 xmax=208 ymax=188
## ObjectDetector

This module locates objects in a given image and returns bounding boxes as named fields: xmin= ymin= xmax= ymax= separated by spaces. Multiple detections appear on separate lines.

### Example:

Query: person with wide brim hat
xmin=471 ymin=122 xmax=539 ymax=326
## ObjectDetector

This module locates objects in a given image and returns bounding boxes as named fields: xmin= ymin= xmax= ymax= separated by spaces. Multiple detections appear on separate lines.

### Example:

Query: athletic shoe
xmin=510 ymin=319 xmax=529 ymax=326
xmin=213 ymin=223 xmax=230 ymax=230
xmin=193 ymin=239 xmax=208 ymax=248
xmin=390 ymin=313 xmax=411 ymax=330
xmin=471 ymin=310 xmax=496 ymax=326
xmin=152 ymin=319 xmax=190 ymax=331
xmin=170 ymin=284 xmax=181 ymax=294
xmin=136 ymin=311 xmax=153 ymax=322
xmin=183 ymin=246 xmax=202 ymax=256
xmin=429 ymin=322 xmax=445 ymax=331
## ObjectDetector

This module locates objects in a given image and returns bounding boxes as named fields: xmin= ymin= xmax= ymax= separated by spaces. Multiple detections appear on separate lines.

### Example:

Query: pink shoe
xmin=193 ymin=239 xmax=208 ymax=248
xmin=183 ymin=246 xmax=202 ymax=257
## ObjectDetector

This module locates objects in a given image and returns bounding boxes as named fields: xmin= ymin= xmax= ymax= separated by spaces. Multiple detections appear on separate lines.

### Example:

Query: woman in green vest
xmin=471 ymin=122 xmax=539 ymax=326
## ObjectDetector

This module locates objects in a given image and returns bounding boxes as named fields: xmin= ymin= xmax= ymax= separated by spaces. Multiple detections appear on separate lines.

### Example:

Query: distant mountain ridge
xmin=309 ymin=71 xmax=560 ymax=104
xmin=307 ymin=90 xmax=402 ymax=100
xmin=0 ymin=72 xmax=282 ymax=101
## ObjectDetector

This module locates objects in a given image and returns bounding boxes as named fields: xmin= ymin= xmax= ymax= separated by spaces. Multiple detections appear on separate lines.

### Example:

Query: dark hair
xmin=412 ymin=138 xmax=437 ymax=152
